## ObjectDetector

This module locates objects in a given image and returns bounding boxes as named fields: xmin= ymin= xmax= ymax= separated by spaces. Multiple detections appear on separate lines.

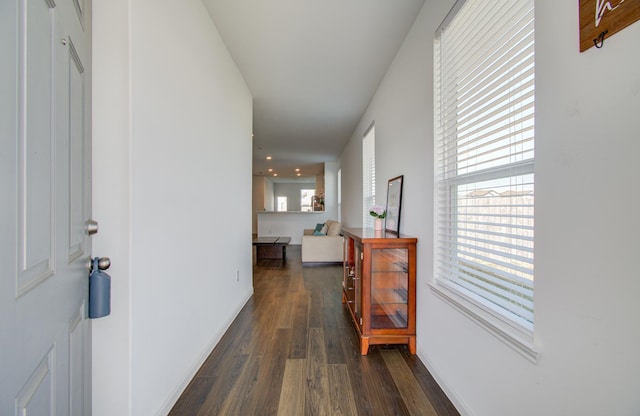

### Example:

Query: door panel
xmin=68 ymin=38 xmax=87 ymax=263
xmin=17 ymin=0 xmax=56 ymax=297
xmin=1 ymin=0 xmax=92 ymax=414
xmin=14 ymin=348 xmax=55 ymax=416
xmin=69 ymin=304 xmax=86 ymax=416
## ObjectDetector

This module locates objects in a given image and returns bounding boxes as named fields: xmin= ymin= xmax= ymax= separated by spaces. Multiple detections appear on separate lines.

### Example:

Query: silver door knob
xmin=87 ymin=256 xmax=111 ymax=272
xmin=96 ymin=257 xmax=111 ymax=270
xmin=87 ymin=219 xmax=99 ymax=236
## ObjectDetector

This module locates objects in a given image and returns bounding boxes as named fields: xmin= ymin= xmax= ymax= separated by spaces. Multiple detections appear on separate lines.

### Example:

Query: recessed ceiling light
xmin=295 ymin=168 xmax=300 ymax=172
xmin=273 ymin=173 xmax=278 ymax=176
xmin=297 ymin=173 xmax=301 ymax=176
xmin=268 ymin=168 xmax=273 ymax=172
xmin=266 ymin=156 xmax=272 ymax=160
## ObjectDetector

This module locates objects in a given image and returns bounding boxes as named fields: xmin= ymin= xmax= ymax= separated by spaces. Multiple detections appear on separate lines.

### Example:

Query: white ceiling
xmin=201 ymin=0 xmax=426 ymax=179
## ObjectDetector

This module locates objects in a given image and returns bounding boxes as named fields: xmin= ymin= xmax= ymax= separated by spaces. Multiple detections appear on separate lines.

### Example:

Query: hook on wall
xmin=593 ymin=30 xmax=608 ymax=48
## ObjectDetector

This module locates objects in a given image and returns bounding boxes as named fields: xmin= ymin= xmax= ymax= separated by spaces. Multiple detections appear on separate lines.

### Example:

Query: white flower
xmin=369 ymin=205 xmax=386 ymax=219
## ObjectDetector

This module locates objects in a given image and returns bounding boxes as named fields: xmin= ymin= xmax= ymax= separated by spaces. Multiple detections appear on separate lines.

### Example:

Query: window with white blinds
xmin=434 ymin=0 xmax=535 ymax=331
xmin=363 ymin=125 xmax=376 ymax=228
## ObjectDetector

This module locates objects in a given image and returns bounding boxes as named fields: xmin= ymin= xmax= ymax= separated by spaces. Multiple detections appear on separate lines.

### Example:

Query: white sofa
xmin=301 ymin=220 xmax=344 ymax=264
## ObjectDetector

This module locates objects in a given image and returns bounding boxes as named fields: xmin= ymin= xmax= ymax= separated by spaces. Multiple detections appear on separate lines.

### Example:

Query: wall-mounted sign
xmin=579 ymin=0 xmax=640 ymax=52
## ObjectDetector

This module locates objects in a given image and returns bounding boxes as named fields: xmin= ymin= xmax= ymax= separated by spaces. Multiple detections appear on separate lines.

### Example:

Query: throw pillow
xmin=321 ymin=222 xmax=330 ymax=234
xmin=313 ymin=231 xmax=325 ymax=236
xmin=327 ymin=221 xmax=342 ymax=236
xmin=314 ymin=223 xmax=324 ymax=232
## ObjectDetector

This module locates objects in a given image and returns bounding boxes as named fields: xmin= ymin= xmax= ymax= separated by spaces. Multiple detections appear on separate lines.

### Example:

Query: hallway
xmin=169 ymin=246 xmax=458 ymax=415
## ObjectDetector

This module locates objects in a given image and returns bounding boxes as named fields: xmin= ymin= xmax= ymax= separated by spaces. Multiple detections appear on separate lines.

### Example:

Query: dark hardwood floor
xmin=169 ymin=245 xmax=459 ymax=415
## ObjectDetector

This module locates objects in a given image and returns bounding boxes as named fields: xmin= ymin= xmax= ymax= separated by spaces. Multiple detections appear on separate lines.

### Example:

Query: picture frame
xmin=579 ymin=0 xmax=640 ymax=52
xmin=385 ymin=175 xmax=403 ymax=234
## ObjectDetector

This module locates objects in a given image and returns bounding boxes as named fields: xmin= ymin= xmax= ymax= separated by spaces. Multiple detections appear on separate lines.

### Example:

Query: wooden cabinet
xmin=342 ymin=228 xmax=417 ymax=355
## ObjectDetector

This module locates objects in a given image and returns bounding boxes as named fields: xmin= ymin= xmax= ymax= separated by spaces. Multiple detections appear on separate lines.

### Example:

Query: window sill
xmin=429 ymin=280 xmax=539 ymax=364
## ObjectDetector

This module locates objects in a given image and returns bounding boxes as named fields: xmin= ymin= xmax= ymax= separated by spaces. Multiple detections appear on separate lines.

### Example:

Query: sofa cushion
xmin=301 ymin=234 xmax=344 ymax=263
xmin=327 ymin=221 xmax=342 ymax=236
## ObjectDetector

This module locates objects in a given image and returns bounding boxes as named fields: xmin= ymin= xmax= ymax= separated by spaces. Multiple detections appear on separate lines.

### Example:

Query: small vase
xmin=374 ymin=218 xmax=383 ymax=231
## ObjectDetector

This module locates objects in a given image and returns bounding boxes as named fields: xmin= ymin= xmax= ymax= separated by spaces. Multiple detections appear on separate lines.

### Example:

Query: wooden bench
xmin=252 ymin=236 xmax=291 ymax=260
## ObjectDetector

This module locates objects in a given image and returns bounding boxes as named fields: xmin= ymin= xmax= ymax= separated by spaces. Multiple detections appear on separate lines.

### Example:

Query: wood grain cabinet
xmin=342 ymin=228 xmax=417 ymax=355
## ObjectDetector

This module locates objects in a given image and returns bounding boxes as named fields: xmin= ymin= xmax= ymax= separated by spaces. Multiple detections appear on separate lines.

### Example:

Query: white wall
xmin=264 ymin=177 xmax=274 ymax=211
xmin=340 ymin=1 xmax=640 ymax=415
xmin=92 ymin=1 xmax=132 ymax=414
xmin=92 ymin=0 xmax=253 ymax=415
xmin=338 ymin=129 xmax=363 ymax=229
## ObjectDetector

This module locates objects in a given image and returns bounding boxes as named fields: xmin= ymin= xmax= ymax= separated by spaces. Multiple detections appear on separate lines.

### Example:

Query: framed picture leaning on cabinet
xmin=385 ymin=175 xmax=403 ymax=234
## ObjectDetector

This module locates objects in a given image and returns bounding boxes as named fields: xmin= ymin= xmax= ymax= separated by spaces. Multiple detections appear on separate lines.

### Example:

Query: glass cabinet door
xmin=370 ymin=247 xmax=409 ymax=329
xmin=344 ymin=238 xmax=362 ymax=326
xmin=354 ymin=243 xmax=362 ymax=325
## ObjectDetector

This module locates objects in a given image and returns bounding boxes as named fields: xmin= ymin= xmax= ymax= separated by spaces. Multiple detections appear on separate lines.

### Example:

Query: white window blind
xmin=363 ymin=125 xmax=376 ymax=228
xmin=434 ymin=0 xmax=535 ymax=330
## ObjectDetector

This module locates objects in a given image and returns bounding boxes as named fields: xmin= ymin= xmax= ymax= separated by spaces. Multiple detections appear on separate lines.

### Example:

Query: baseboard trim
xmin=155 ymin=289 xmax=254 ymax=416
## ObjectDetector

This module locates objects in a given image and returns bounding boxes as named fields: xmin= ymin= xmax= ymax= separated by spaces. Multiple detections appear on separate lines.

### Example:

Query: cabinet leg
xmin=408 ymin=337 xmax=416 ymax=354
xmin=360 ymin=338 xmax=370 ymax=355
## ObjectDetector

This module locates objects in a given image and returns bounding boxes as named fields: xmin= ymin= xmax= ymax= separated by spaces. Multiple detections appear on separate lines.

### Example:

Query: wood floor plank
xmin=308 ymin=288 xmax=324 ymax=328
xmin=338 ymin=325 xmax=410 ymax=415
xmin=324 ymin=324 xmax=346 ymax=365
xmin=287 ymin=267 xmax=305 ymax=294
xmin=354 ymin=350 xmax=410 ymax=415
xmin=276 ymin=295 xmax=295 ymax=329
xmin=381 ymin=349 xmax=438 ymax=416
xmin=399 ymin=350 xmax=461 ymax=416
xmin=322 ymin=292 xmax=340 ymax=330
xmin=247 ymin=328 xmax=292 ymax=415
xmin=187 ymin=354 xmax=249 ymax=416
xmin=168 ymin=376 xmax=216 ymax=415
xmin=289 ymin=291 xmax=310 ymax=359
xmin=305 ymin=327 xmax=331 ymax=416
xmin=327 ymin=364 xmax=358 ymax=416
xmin=194 ymin=301 xmax=257 ymax=375
xmin=303 ymin=267 xmax=328 ymax=328
xmin=277 ymin=359 xmax=306 ymax=416
xmin=212 ymin=354 xmax=262 ymax=416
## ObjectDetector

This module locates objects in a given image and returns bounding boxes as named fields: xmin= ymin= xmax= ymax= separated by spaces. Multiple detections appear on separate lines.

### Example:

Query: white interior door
xmin=1 ymin=0 xmax=93 ymax=414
